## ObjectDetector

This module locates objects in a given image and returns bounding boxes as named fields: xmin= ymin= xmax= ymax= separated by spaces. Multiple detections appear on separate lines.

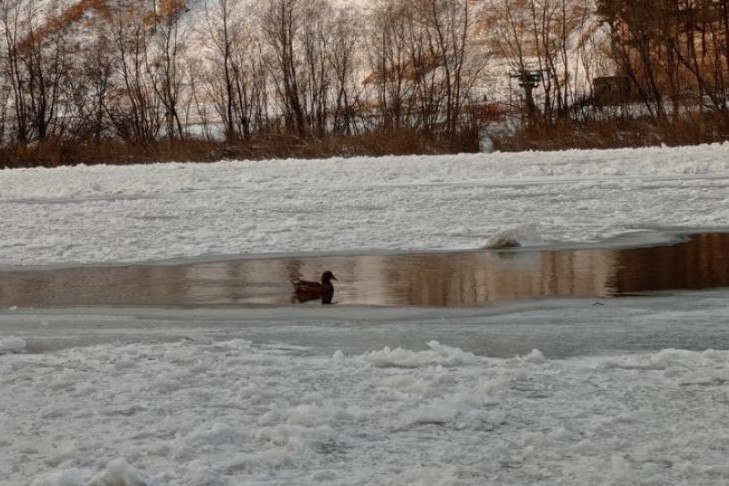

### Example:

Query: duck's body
xmin=293 ymin=271 xmax=337 ymax=304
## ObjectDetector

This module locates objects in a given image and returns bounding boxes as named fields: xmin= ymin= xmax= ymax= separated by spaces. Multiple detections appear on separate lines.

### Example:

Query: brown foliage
xmin=144 ymin=0 xmax=189 ymax=27
xmin=17 ymin=0 xmax=110 ymax=52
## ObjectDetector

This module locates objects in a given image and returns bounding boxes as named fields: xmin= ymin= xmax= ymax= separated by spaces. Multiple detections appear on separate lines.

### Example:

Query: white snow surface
xmin=3 ymin=297 xmax=729 ymax=485
xmin=2 ymin=144 xmax=729 ymax=267
xmin=3 ymin=145 xmax=729 ymax=484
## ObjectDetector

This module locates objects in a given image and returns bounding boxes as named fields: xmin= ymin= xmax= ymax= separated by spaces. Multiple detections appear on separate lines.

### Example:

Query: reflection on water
xmin=1 ymin=233 xmax=728 ymax=308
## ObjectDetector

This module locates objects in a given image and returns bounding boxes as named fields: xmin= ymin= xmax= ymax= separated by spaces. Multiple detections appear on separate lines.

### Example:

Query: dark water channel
xmin=1 ymin=232 xmax=729 ymax=308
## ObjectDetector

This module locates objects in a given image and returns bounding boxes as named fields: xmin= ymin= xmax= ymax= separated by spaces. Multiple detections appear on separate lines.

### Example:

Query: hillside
xmin=2 ymin=0 xmax=726 ymax=166
xmin=17 ymin=0 xmax=608 ymax=102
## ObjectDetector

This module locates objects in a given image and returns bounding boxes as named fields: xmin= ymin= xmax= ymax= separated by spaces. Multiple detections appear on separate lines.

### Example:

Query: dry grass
xmin=5 ymin=117 xmax=726 ymax=168
xmin=491 ymin=115 xmax=729 ymax=152
xmin=0 ymin=129 xmax=481 ymax=169
xmin=0 ymin=139 xmax=220 ymax=169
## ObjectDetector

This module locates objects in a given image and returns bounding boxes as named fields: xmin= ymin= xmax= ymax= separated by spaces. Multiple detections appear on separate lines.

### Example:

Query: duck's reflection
xmin=1 ymin=233 xmax=728 ymax=307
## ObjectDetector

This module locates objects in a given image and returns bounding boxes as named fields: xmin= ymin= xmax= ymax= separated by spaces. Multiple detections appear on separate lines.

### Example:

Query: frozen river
xmin=3 ymin=230 xmax=729 ymax=360
xmin=3 ymin=146 xmax=729 ymax=485
xmin=3 ymin=287 xmax=729 ymax=359
xmin=3 ymin=285 xmax=729 ymax=485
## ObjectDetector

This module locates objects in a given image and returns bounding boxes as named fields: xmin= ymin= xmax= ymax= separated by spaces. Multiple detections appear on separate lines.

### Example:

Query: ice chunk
xmin=0 ymin=336 xmax=26 ymax=355
xmin=485 ymin=223 xmax=542 ymax=249
xmin=365 ymin=341 xmax=480 ymax=368
xmin=87 ymin=459 xmax=149 ymax=486
xmin=522 ymin=349 xmax=547 ymax=364
xmin=30 ymin=468 xmax=86 ymax=486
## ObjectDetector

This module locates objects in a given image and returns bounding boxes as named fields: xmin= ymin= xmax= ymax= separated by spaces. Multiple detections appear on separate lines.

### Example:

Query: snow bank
xmin=3 ymin=337 xmax=729 ymax=485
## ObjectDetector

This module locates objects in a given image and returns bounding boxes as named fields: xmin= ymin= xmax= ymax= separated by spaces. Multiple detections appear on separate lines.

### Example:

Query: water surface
xmin=1 ymin=232 xmax=728 ymax=308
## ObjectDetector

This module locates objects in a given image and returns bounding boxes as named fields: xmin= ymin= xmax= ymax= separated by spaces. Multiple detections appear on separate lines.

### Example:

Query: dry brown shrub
xmin=491 ymin=115 xmax=729 ymax=152
xmin=0 ymin=129 xmax=481 ymax=169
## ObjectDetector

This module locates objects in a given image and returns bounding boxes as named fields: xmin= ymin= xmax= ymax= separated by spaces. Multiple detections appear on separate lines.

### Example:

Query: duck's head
xmin=321 ymin=271 xmax=337 ymax=283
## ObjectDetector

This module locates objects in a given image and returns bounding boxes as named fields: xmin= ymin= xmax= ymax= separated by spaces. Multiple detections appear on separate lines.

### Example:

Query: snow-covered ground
xmin=2 ymin=144 xmax=729 ymax=485
xmin=3 ymin=293 xmax=729 ymax=485
xmin=2 ymin=144 xmax=729 ymax=268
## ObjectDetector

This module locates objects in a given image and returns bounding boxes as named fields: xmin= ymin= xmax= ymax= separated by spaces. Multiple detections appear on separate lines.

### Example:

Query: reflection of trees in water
xmin=1 ymin=234 xmax=728 ymax=307
xmin=613 ymin=234 xmax=729 ymax=293
xmin=0 ymin=265 xmax=188 ymax=306
xmin=388 ymin=249 xmax=612 ymax=306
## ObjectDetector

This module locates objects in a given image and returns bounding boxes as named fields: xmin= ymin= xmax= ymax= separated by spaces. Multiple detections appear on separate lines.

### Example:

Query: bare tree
xmin=67 ymin=28 xmax=114 ymax=141
xmin=203 ymin=1 xmax=274 ymax=140
xmin=149 ymin=4 xmax=188 ymax=140
xmin=1 ymin=0 xmax=30 ymax=142
xmin=107 ymin=3 xmax=162 ymax=144
xmin=231 ymin=35 xmax=271 ymax=137
xmin=490 ymin=0 xmax=591 ymax=124
xmin=417 ymin=0 xmax=483 ymax=133
xmin=328 ymin=9 xmax=361 ymax=135
xmin=597 ymin=0 xmax=670 ymax=119
xmin=366 ymin=0 xmax=415 ymax=132
xmin=203 ymin=0 xmax=240 ymax=140
xmin=0 ymin=83 xmax=10 ymax=144
xmin=300 ymin=0 xmax=332 ymax=136
xmin=262 ymin=0 xmax=307 ymax=135
xmin=491 ymin=0 xmax=539 ymax=121
xmin=1 ymin=0 xmax=69 ymax=143
xmin=666 ymin=0 xmax=729 ymax=119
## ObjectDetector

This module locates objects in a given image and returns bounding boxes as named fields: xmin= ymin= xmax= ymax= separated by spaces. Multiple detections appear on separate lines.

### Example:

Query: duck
xmin=293 ymin=271 xmax=337 ymax=304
